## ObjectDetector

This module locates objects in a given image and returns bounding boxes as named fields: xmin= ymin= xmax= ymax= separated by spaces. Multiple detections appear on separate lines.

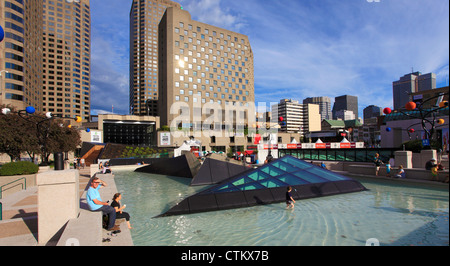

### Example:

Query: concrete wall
xmin=37 ymin=170 xmax=79 ymax=244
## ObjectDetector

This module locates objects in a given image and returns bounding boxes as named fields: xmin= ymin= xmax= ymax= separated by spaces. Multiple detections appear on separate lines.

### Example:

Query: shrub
xmin=0 ymin=161 xmax=39 ymax=176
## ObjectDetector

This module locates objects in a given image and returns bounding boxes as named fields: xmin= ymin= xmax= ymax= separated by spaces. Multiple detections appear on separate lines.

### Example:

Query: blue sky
xmin=89 ymin=0 xmax=449 ymax=117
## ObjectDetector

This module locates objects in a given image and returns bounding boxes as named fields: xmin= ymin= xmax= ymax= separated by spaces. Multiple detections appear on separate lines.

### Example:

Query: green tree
xmin=0 ymin=105 xmax=81 ymax=164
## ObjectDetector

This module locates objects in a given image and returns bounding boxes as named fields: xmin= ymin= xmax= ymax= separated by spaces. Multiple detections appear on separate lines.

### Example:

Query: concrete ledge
xmin=347 ymin=164 xmax=449 ymax=181
xmin=57 ymin=209 xmax=102 ymax=246
xmin=56 ymin=173 xmax=133 ymax=246
xmin=404 ymin=168 xmax=449 ymax=181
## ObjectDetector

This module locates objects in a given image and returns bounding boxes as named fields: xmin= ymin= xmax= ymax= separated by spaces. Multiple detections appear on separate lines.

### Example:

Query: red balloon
xmin=405 ymin=102 xmax=416 ymax=111
xmin=279 ymin=116 xmax=284 ymax=122
xmin=383 ymin=108 xmax=392 ymax=115
xmin=409 ymin=129 xmax=415 ymax=133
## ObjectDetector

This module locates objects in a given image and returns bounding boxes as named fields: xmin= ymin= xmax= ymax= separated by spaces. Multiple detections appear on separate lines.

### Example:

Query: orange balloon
xmin=68 ymin=125 xmax=72 ymax=129
xmin=75 ymin=116 xmax=82 ymax=123
xmin=439 ymin=101 xmax=448 ymax=108
xmin=437 ymin=119 xmax=445 ymax=125
xmin=405 ymin=102 xmax=416 ymax=111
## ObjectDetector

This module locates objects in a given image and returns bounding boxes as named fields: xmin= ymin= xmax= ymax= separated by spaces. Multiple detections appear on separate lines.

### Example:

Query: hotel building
xmin=129 ymin=0 xmax=182 ymax=116
xmin=158 ymin=7 xmax=255 ymax=129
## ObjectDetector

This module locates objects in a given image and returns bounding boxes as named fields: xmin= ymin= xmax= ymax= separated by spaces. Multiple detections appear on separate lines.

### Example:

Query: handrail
xmin=0 ymin=177 xmax=27 ymax=199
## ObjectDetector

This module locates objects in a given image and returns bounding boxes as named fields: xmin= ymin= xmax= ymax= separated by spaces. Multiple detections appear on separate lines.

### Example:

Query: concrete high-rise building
xmin=272 ymin=99 xmax=321 ymax=135
xmin=129 ymin=0 xmax=182 ymax=116
xmin=1 ymin=0 xmax=91 ymax=122
xmin=41 ymin=0 xmax=91 ymax=121
xmin=363 ymin=105 xmax=382 ymax=122
xmin=158 ymin=7 xmax=255 ymax=128
xmin=303 ymin=96 xmax=332 ymax=121
xmin=1 ymin=0 xmax=43 ymax=111
xmin=392 ymin=71 xmax=436 ymax=110
xmin=332 ymin=95 xmax=358 ymax=120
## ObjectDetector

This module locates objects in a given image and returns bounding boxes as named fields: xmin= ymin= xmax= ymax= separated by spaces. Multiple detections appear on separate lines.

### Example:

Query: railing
xmin=0 ymin=177 xmax=27 ymax=199
xmin=0 ymin=177 xmax=27 ymax=221
xmin=279 ymin=148 xmax=398 ymax=163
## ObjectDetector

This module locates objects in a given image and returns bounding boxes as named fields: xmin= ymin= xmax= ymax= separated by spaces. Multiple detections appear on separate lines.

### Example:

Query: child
xmin=286 ymin=186 xmax=295 ymax=209
xmin=394 ymin=165 xmax=406 ymax=179
xmin=431 ymin=165 xmax=439 ymax=181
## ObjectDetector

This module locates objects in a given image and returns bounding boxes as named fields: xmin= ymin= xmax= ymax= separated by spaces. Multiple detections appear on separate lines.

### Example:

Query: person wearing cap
xmin=425 ymin=158 xmax=437 ymax=171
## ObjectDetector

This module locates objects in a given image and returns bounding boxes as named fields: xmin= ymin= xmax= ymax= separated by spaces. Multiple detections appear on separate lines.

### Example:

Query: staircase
xmin=81 ymin=145 xmax=104 ymax=167
xmin=0 ymin=187 xmax=39 ymax=245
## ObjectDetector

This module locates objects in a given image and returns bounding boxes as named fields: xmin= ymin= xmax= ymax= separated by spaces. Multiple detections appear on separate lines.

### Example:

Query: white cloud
xmin=180 ymin=0 xmax=245 ymax=31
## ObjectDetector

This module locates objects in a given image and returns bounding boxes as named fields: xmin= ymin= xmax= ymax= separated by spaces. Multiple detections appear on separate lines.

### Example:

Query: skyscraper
xmin=303 ymin=96 xmax=332 ymax=121
xmin=332 ymin=95 xmax=358 ymax=120
xmin=1 ymin=0 xmax=91 ymax=122
xmin=1 ymin=0 xmax=43 ymax=111
xmin=158 ymin=7 xmax=255 ymax=128
xmin=392 ymin=71 xmax=436 ymax=110
xmin=129 ymin=0 xmax=182 ymax=116
xmin=42 ymin=0 xmax=91 ymax=121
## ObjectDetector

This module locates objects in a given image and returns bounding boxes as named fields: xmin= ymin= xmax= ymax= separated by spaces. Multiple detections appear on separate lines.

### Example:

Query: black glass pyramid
xmin=156 ymin=155 xmax=367 ymax=217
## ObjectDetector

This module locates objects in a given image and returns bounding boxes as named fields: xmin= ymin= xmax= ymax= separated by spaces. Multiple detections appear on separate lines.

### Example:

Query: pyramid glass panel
xmin=291 ymin=170 xmax=330 ymax=183
xmin=278 ymin=174 xmax=310 ymax=185
xmin=260 ymin=165 xmax=285 ymax=177
xmin=280 ymin=156 xmax=314 ymax=169
xmin=248 ymin=170 xmax=271 ymax=181
xmin=304 ymin=167 xmax=349 ymax=181
xmin=156 ymin=155 xmax=367 ymax=217
xmin=271 ymin=160 xmax=299 ymax=173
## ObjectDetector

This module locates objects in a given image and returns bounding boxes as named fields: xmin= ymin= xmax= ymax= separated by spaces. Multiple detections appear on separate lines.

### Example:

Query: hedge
xmin=0 ymin=161 xmax=39 ymax=176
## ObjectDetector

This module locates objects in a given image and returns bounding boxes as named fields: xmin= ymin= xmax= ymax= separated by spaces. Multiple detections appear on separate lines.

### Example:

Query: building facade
xmin=158 ymin=7 xmax=255 ymax=129
xmin=392 ymin=71 xmax=436 ymax=110
xmin=272 ymin=99 xmax=321 ymax=135
xmin=1 ymin=0 xmax=43 ymax=111
xmin=1 ymin=0 xmax=90 ymax=122
xmin=332 ymin=95 xmax=358 ymax=120
xmin=42 ymin=0 xmax=91 ymax=122
xmin=303 ymin=96 xmax=332 ymax=121
xmin=129 ymin=0 xmax=181 ymax=116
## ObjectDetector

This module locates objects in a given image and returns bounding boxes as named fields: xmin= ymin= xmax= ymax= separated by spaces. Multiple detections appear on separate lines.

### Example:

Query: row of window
xmin=174 ymin=95 xmax=248 ymax=103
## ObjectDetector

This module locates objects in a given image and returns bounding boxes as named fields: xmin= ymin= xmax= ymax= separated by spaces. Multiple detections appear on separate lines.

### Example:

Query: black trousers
xmin=116 ymin=211 xmax=130 ymax=221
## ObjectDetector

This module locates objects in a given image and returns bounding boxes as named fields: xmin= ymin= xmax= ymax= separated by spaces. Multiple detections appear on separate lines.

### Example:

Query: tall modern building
xmin=1 ymin=0 xmax=91 ymax=122
xmin=332 ymin=95 xmax=358 ymax=120
xmin=363 ymin=105 xmax=382 ymax=122
xmin=158 ymin=7 xmax=255 ymax=128
xmin=129 ymin=0 xmax=182 ymax=116
xmin=1 ymin=0 xmax=43 ymax=111
xmin=392 ymin=71 xmax=436 ymax=110
xmin=303 ymin=96 xmax=332 ymax=121
xmin=272 ymin=99 xmax=321 ymax=135
xmin=42 ymin=0 xmax=91 ymax=121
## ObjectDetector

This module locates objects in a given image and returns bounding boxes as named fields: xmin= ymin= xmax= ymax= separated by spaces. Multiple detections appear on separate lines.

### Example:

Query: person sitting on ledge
xmin=425 ymin=158 xmax=437 ymax=170
xmin=394 ymin=165 xmax=406 ymax=179
xmin=86 ymin=177 xmax=119 ymax=232
xmin=111 ymin=193 xmax=132 ymax=229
